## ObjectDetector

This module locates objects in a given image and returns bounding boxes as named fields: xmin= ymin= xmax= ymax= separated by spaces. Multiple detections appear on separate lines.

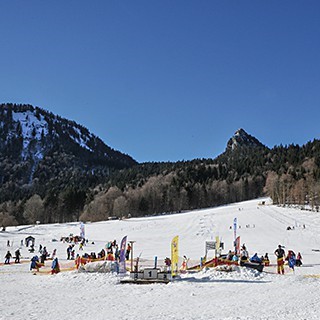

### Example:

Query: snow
xmin=12 ymin=110 xmax=48 ymax=160
xmin=1 ymin=198 xmax=320 ymax=320
xmin=70 ymin=127 xmax=94 ymax=152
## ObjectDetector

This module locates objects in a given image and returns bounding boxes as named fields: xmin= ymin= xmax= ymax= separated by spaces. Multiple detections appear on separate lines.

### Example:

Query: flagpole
xmin=130 ymin=241 xmax=135 ymax=272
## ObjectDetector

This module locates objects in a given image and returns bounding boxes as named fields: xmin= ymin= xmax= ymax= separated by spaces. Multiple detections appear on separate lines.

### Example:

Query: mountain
xmin=226 ymin=128 xmax=266 ymax=152
xmin=0 ymin=104 xmax=137 ymax=221
xmin=0 ymin=103 xmax=136 ymax=168
xmin=1 ymin=104 xmax=320 ymax=226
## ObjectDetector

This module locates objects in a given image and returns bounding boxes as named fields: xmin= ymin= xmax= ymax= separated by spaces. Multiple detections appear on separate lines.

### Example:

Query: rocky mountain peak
xmin=226 ymin=128 xmax=265 ymax=152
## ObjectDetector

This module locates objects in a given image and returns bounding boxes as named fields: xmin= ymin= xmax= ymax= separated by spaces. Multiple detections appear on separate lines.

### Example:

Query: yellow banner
xmin=215 ymin=236 xmax=220 ymax=251
xmin=171 ymin=235 xmax=179 ymax=277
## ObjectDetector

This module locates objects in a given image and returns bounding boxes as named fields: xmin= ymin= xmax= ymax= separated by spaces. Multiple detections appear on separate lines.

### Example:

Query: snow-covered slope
xmin=1 ymin=198 xmax=320 ymax=320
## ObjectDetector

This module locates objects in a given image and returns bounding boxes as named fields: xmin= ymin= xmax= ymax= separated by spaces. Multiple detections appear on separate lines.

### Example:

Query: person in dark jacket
xmin=15 ymin=249 xmax=21 ymax=263
xmin=4 ymin=251 xmax=12 ymax=264
xmin=274 ymin=245 xmax=286 ymax=274
xmin=296 ymin=252 xmax=303 ymax=266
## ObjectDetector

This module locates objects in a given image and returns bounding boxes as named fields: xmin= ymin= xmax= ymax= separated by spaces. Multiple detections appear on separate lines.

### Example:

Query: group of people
xmin=274 ymin=245 xmax=302 ymax=274
xmin=222 ymin=243 xmax=302 ymax=274
xmin=4 ymin=249 xmax=21 ymax=264
xmin=30 ymin=254 xmax=60 ymax=274
xmin=73 ymin=239 xmax=132 ymax=269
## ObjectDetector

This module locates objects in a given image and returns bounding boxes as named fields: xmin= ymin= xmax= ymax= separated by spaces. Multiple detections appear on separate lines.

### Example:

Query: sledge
xmin=240 ymin=260 xmax=264 ymax=272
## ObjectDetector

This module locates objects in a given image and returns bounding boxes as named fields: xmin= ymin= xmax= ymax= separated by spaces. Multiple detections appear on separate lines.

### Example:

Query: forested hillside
xmin=81 ymin=139 xmax=320 ymax=222
xmin=1 ymin=104 xmax=320 ymax=226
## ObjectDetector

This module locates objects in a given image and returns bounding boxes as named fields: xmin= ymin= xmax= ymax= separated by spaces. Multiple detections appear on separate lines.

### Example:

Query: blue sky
xmin=1 ymin=1 xmax=320 ymax=162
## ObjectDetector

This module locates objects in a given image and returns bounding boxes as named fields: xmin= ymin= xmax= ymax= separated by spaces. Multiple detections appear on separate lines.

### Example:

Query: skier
xmin=286 ymin=250 xmax=296 ymax=271
xmin=67 ymin=245 xmax=72 ymax=259
xmin=30 ymin=255 xmax=41 ymax=272
xmin=180 ymin=255 xmax=189 ymax=272
xmin=14 ymin=249 xmax=21 ymax=263
xmin=240 ymin=245 xmax=249 ymax=261
xmin=226 ymin=250 xmax=233 ymax=261
xmin=51 ymin=249 xmax=57 ymax=259
xmin=164 ymin=257 xmax=172 ymax=271
xmin=40 ymin=248 xmax=47 ymax=264
xmin=51 ymin=257 xmax=60 ymax=274
xmin=125 ymin=243 xmax=131 ymax=261
xmin=274 ymin=245 xmax=286 ymax=274
xmin=114 ymin=245 xmax=120 ymax=261
xmin=296 ymin=252 xmax=303 ymax=266
xmin=263 ymin=253 xmax=270 ymax=266
xmin=4 ymin=251 xmax=12 ymax=264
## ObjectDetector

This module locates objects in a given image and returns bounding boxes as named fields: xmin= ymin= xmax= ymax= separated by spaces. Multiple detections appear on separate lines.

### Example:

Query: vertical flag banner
xmin=215 ymin=236 xmax=220 ymax=257
xmin=80 ymin=222 xmax=85 ymax=239
xmin=215 ymin=236 xmax=220 ymax=251
xmin=171 ymin=235 xmax=179 ymax=277
xmin=119 ymin=236 xmax=127 ymax=274
xmin=235 ymin=236 xmax=241 ymax=255
xmin=233 ymin=218 xmax=237 ymax=241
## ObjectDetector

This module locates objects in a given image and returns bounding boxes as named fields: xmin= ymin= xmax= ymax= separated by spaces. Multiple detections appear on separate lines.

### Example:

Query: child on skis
xmin=51 ymin=257 xmax=60 ymax=274
xmin=4 ymin=251 xmax=12 ymax=264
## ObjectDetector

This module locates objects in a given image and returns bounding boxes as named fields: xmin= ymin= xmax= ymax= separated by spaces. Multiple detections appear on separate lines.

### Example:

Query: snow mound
xmin=180 ymin=265 xmax=266 ymax=283
xmin=78 ymin=260 xmax=119 ymax=273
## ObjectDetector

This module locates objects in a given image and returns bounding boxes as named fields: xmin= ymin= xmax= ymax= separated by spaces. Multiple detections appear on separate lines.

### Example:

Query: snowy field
xmin=1 ymin=198 xmax=320 ymax=320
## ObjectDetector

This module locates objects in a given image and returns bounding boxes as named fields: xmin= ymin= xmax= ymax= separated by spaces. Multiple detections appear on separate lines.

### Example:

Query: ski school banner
xmin=171 ymin=235 xmax=179 ymax=277
xmin=119 ymin=236 xmax=127 ymax=274
xmin=235 ymin=236 xmax=240 ymax=255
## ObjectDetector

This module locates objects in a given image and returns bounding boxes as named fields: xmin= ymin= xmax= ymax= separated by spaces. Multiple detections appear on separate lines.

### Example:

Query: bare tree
xmin=23 ymin=194 xmax=44 ymax=224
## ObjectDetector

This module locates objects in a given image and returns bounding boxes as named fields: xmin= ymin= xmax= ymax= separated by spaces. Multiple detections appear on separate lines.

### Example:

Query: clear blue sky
xmin=1 ymin=1 xmax=319 ymax=162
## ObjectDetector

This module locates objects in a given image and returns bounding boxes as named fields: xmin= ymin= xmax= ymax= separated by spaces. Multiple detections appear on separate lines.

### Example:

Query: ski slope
xmin=1 ymin=198 xmax=320 ymax=320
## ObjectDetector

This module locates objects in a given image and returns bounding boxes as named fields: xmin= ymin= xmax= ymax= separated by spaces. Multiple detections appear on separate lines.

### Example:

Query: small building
xmin=25 ymin=236 xmax=35 ymax=247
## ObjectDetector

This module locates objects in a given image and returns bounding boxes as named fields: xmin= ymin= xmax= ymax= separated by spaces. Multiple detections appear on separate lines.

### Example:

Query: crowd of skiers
xmin=74 ymin=240 xmax=132 ymax=269
xmin=222 ymin=243 xmax=303 ymax=274
xmin=4 ymin=236 xmax=303 ymax=276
